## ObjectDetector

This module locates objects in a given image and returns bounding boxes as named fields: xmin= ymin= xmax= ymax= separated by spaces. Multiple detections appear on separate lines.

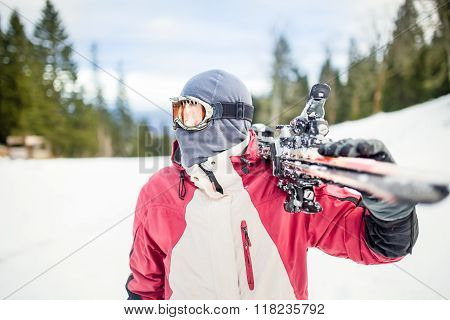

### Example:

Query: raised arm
xmin=307 ymin=138 xmax=418 ymax=263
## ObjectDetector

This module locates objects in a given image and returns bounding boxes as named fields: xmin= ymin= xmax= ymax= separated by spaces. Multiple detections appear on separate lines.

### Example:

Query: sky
xmin=0 ymin=0 xmax=408 ymax=119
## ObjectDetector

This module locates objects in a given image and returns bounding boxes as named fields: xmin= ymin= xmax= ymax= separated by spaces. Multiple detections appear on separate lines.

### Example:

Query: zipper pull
xmin=178 ymin=170 xmax=186 ymax=200
xmin=244 ymin=228 xmax=252 ymax=247
xmin=240 ymin=156 xmax=250 ymax=174
xmin=241 ymin=221 xmax=252 ymax=247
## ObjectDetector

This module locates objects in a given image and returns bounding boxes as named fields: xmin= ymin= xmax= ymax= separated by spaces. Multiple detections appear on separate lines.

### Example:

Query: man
xmin=126 ymin=69 xmax=418 ymax=299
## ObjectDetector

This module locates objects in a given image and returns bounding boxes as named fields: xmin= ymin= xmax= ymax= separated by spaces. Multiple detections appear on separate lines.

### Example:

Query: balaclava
xmin=175 ymin=70 xmax=253 ymax=168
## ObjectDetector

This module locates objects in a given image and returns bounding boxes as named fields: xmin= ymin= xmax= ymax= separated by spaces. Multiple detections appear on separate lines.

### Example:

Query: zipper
xmin=178 ymin=170 xmax=186 ymax=200
xmin=240 ymin=220 xmax=254 ymax=290
xmin=199 ymin=163 xmax=224 ymax=194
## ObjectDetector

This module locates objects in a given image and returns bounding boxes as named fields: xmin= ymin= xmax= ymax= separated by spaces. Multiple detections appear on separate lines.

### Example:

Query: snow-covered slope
xmin=0 ymin=95 xmax=449 ymax=299
xmin=308 ymin=94 xmax=450 ymax=299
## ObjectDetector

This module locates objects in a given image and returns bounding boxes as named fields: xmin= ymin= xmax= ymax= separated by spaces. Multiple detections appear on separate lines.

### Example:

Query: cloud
xmin=77 ymin=65 xmax=271 ymax=114
xmin=1 ymin=0 xmax=407 ymax=113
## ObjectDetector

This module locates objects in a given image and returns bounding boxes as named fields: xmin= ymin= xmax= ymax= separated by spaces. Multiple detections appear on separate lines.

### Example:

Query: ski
xmin=252 ymin=83 xmax=450 ymax=213
xmin=282 ymin=155 xmax=449 ymax=204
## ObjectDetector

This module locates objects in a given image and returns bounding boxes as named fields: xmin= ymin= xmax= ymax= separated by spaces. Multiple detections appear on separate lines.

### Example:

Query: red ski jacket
xmin=126 ymin=131 xmax=417 ymax=299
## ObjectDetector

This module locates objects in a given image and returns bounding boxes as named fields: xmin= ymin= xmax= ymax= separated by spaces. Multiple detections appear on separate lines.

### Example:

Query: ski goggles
xmin=170 ymin=96 xmax=254 ymax=131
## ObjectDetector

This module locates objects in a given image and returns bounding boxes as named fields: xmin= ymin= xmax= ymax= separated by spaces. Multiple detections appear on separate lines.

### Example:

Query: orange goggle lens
xmin=172 ymin=100 xmax=206 ymax=128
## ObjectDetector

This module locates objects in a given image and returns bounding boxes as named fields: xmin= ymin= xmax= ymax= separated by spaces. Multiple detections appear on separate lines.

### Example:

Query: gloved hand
xmin=318 ymin=138 xmax=415 ymax=221
xmin=318 ymin=138 xmax=394 ymax=163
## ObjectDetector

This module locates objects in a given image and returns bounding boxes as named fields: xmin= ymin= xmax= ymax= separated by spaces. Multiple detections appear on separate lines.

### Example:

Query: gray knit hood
xmin=175 ymin=70 xmax=253 ymax=168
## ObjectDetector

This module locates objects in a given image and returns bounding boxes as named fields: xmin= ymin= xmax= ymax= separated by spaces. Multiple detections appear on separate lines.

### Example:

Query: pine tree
xmin=31 ymin=0 xmax=82 ymax=155
xmin=318 ymin=49 xmax=340 ymax=124
xmin=0 ymin=11 xmax=35 ymax=142
xmin=112 ymin=61 xmax=136 ymax=156
xmin=33 ymin=0 xmax=77 ymax=100
xmin=90 ymin=42 xmax=113 ymax=157
xmin=383 ymin=0 xmax=425 ymax=111
xmin=337 ymin=39 xmax=359 ymax=123
xmin=434 ymin=0 xmax=450 ymax=86
xmin=137 ymin=118 xmax=151 ymax=157
xmin=346 ymin=42 xmax=379 ymax=120
xmin=419 ymin=30 xmax=449 ymax=99
xmin=64 ymin=95 xmax=99 ymax=156
xmin=281 ymin=66 xmax=309 ymax=124
xmin=0 ymin=13 xmax=6 ymax=142
xmin=268 ymin=34 xmax=309 ymax=125
xmin=373 ymin=52 xmax=386 ymax=114
xmin=251 ymin=94 xmax=271 ymax=124
xmin=270 ymin=34 xmax=291 ymax=124
xmin=418 ymin=0 xmax=449 ymax=99
xmin=23 ymin=0 xmax=100 ymax=157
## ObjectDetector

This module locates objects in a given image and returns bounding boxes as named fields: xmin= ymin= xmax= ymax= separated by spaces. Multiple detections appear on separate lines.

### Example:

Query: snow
xmin=1 ymin=95 xmax=449 ymax=299
xmin=308 ymin=94 xmax=450 ymax=299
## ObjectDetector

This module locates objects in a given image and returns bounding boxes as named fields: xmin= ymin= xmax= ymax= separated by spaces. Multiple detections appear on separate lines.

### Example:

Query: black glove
xmin=318 ymin=138 xmax=394 ymax=163
xmin=318 ymin=138 xmax=414 ymax=221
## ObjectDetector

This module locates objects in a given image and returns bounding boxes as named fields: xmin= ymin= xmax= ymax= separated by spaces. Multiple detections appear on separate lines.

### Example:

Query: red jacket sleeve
xmin=126 ymin=187 xmax=165 ymax=300
xmin=306 ymin=185 xmax=403 ymax=265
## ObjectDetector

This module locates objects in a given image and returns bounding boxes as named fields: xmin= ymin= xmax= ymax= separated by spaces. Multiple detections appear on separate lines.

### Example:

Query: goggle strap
xmin=212 ymin=102 xmax=254 ymax=122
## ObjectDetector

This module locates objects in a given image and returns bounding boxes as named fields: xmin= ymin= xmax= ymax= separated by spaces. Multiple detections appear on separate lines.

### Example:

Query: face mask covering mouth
xmin=175 ymin=118 xmax=250 ymax=168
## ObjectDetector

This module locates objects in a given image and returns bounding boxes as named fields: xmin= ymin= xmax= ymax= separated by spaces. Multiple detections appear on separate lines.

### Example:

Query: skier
xmin=125 ymin=69 xmax=418 ymax=299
